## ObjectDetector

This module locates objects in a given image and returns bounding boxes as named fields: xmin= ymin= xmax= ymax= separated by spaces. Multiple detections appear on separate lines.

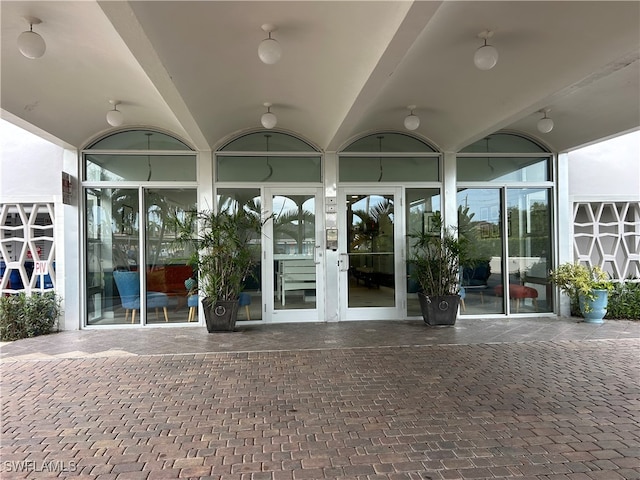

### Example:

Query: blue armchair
xmin=113 ymin=270 xmax=169 ymax=323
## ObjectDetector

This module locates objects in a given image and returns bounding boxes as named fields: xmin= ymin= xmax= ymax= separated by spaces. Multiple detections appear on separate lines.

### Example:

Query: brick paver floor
xmin=1 ymin=319 xmax=639 ymax=479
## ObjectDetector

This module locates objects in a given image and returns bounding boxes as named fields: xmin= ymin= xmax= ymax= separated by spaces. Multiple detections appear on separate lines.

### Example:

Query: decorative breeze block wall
xmin=573 ymin=201 xmax=640 ymax=281
xmin=0 ymin=203 xmax=56 ymax=294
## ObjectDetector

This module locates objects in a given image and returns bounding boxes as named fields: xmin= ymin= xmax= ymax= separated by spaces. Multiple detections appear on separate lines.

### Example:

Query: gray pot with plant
xmin=173 ymin=204 xmax=267 ymax=332
xmin=409 ymin=212 xmax=469 ymax=326
xmin=549 ymin=262 xmax=613 ymax=323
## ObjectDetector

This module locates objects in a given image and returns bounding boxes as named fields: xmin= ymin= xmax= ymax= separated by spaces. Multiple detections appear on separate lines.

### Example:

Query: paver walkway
xmin=1 ymin=318 xmax=639 ymax=479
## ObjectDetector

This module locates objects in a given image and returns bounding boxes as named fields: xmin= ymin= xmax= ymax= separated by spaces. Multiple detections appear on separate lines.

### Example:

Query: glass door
xmin=264 ymin=188 xmax=324 ymax=322
xmin=457 ymin=188 xmax=503 ymax=315
xmin=338 ymin=188 xmax=404 ymax=320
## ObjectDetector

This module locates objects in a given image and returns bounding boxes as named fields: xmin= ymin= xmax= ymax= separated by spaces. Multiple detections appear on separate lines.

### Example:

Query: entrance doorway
xmin=263 ymin=188 xmax=324 ymax=322
xmin=338 ymin=188 xmax=404 ymax=320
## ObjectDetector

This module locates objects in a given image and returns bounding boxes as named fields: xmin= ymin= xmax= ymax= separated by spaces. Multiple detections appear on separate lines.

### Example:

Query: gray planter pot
xmin=418 ymin=293 xmax=459 ymax=326
xmin=203 ymin=298 xmax=239 ymax=332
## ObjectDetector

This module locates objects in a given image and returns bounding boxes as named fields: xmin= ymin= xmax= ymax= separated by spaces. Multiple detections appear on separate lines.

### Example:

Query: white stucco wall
xmin=1 ymin=119 xmax=80 ymax=330
xmin=0 ymin=121 xmax=65 ymax=202
xmin=568 ymin=130 xmax=640 ymax=199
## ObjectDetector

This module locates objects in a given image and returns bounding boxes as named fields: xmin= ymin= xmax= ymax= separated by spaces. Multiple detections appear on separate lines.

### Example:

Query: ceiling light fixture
xmin=537 ymin=109 xmax=554 ymax=133
xmin=404 ymin=105 xmax=420 ymax=131
xmin=474 ymin=30 xmax=498 ymax=70
xmin=258 ymin=24 xmax=282 ymax=64
xmin=17 ymin=17 xmax=46 ymax=59
xmin=261 ymin=103 xmax=277 ymax=129
xmin=106 ymin=100 xmax=124 ymax=127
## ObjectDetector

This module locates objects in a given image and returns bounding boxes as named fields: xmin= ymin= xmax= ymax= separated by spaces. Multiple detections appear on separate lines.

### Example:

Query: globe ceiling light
xmin=17 ymin=17 xmax=46 ymax=59
xmin=106 ymin=100 xmax=124 ymax=127
xmin=404 ymin=105 xmax=420 ymax=131
xmin=473 ymin=30 xmax=498 ymax=71
xmin=258 ymin=24 xmax=282 ymax=65
xmin=537 ymin=109 xmax=554 ymax=133
xmin=261 ymin=103 xmax=277 ymax=129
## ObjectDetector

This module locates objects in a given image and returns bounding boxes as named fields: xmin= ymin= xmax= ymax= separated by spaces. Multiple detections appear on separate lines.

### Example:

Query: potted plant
xmin=173 ymin=204 xmax=267 ymax=332
xmin=409 ymin=212 xmax=469 ymax=326
xmin=549 ymin=262 xmax=613 ymax=323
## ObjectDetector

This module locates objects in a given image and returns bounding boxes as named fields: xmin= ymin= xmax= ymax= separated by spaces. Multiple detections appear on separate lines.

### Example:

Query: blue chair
xmin=113 ymin=270 xmax=169 ymax=323
xmin=185 ymin=278 xmax=198 ymax=322
xmin=459 ymin=286 xmax=466 ymax=312
xmin=238 ymin=292 xmax=251 ymax=320
xmin=187 ymin=294 xmax=199 ymax=322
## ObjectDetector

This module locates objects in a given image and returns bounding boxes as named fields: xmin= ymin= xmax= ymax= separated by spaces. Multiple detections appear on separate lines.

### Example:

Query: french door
xmin=338 ymin=188 xmax=404 ymax=320
xmin=263 ymin=188 xmax=324 ymax=322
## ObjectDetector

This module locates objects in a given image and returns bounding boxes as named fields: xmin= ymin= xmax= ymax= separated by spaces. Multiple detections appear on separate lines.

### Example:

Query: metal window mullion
xmin=83 ymin=149 xmax=195 ymax=156
xmin=501 ymin=187 xmax=510 ymax=315
xmin=139 ymin=186 xmax=146 ymax=325
xmin=338 ymin=152 xmax=441 ymax=158
xmin=217 ymin=151 xmax=321 ymax=157
xmin=459 ymin=153 xmax=553 ymax=158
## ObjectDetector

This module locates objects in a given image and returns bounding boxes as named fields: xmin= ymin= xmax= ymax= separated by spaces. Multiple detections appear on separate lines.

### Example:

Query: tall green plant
xmin=409 ymin=213 xmax=469 ymax=296
xmin=606 ymin=282 xmax=640 ymax=319
xmin=172 ymin=205 xmax=268 ymax=304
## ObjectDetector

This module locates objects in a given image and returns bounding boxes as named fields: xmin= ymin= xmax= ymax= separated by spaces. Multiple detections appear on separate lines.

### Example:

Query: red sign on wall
xmin=34 ymin=261 xmax=49 ymax=276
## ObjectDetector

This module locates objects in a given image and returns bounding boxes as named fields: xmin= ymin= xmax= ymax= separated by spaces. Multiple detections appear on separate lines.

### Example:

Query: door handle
xmin=314 ymin=245 xmax=322 ymax=264
xmin=339 ymin=253 xmax=349 ymax=272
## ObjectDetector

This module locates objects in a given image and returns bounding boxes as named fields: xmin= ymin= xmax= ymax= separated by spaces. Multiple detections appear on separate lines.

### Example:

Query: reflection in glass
xmin=220 ymin=131 xmax=317 ymax=152
xmin=507 ymin=188 xmax=553 ymax=313
xmin=460 ymin=133 xmax=547 ymax=154
xmin=85 ymin=188 xmax=140 ymax=325
xmin=343 ymin=132 xmax=436 ymax=152
xmin=347 ymin=194 xmax=395 ymax=308
xmin=340 ymin=133 xmax=439 ymax=182
xmin=145 ymin=189 xmax=197 ymax=324
xmin=457 ymin=189 xmax=503 ymax=314
xmin=85 ymin=188 xmax=198 ymax=325
xmin=339 ymin=156 xmax=439 ymax=182
xmin=88 ymin=129 xmax=192 ymax=150
xmin=217 ymin=155 xmax=321 ymax=182
xmin=406 ymin=189 xmax=441 ymax=316
xmin=216 ymin=188 xmax=262 ymax=320
xmin=457 ymin=157 xmax=549 ymax=182
xmin=86 ymin=154 xmax=197 ymax=182
xmin=273 ymin=194 xmax=317 ymax=310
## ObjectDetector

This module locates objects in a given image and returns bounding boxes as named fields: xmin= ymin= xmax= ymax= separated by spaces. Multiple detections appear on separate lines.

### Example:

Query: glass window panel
xmin=339 ymin=157 xmax=439 ymax=182
xmin=343 ymin=133 xmax=435 ymax=152
xmin=460 ymin=133 xmax=547 ymax=153
xmin=457 ymin=188 xmax=503 ymax=315
xmin=273 ymin=194 xmax=317 ymax=310
xmin=85 ymin=188 xmax=140 ymax=325
xmin=86 ymin=154 xmax=196 ymax=182
xmin=406 ymin=188 xmax=441 ymax=317
xmin=144 ymin=189 xmax=197 ymax=324
xmin=457 ymin=157 xmax=549 ymax=182
xmin=216 ymin=188 xmax=262 ymax=321
xmin=220 ymin=131 xmax=317 ymax=152
xmin=507 ymin=188 xmax=553 ymax=313
xmin=347 ymin=194 xmax=395 ymax=307
xmin=88 ymin=130 xmax=192 ymax=150
xmin=217 ymin=156 xmax=321 ymax=182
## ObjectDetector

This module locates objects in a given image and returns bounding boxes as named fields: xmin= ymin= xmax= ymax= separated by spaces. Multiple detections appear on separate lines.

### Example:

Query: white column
xmin=442 ymin=152 xmax=458 ymax=230
xmin=60 ymin=147 xmax=80 ymax=330
xmin=557 ymin=152 xmax=572 ymax=316
xmin=324 ymin=152 xmax=339 ymax=322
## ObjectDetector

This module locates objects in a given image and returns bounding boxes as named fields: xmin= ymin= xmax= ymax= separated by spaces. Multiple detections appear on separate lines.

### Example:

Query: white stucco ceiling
xmin=1 ymin=1 xmax=638 ymax=153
